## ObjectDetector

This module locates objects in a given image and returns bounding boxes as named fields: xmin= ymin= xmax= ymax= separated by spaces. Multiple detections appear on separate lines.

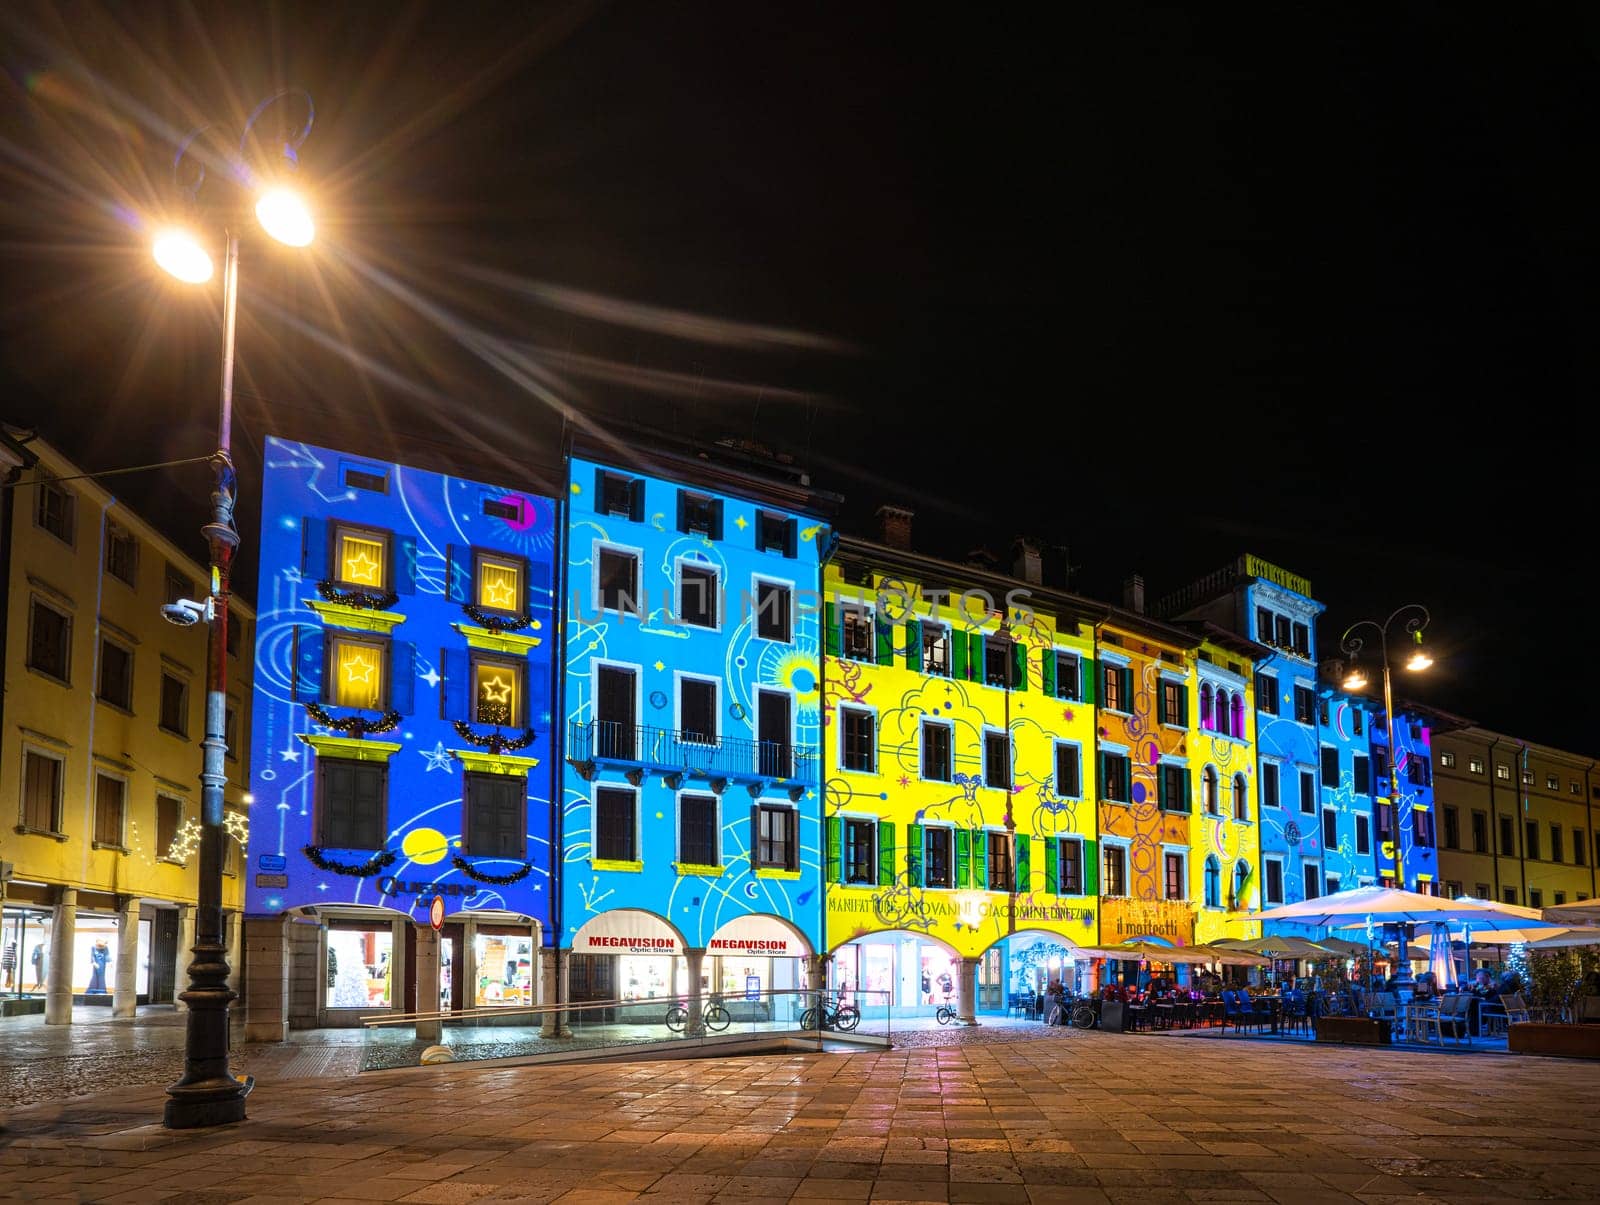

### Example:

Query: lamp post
xmin=152 ymin=91 xmax=315 ymax=1129
xmin=1339 ymin=603 xmax=1433 ymax=993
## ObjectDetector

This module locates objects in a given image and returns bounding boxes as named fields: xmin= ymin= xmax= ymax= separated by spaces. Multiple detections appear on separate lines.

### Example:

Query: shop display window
xmin=473 ymin=932 xmax=534 ymax=1007
xmin=326 ymin=926 xmax=392 ymax=1008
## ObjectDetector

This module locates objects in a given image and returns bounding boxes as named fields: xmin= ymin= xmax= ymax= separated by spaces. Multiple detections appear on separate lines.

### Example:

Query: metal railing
xmin=357 ymin=988 xmax=890 ymax=1072
xmin=569 ymin=719 xmax=816 ymax=783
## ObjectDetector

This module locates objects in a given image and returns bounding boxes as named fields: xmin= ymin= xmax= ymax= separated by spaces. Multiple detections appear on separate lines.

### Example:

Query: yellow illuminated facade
xmin=1188 ymin=633 xmax=1263 ymax=945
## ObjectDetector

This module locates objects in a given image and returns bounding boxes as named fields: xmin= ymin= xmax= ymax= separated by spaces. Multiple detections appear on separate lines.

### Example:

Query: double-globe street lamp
xmin=151 ymin=91 xmax=315 ymax=1129
xmin=1339 ymin=603 xmax=1433 ymax=991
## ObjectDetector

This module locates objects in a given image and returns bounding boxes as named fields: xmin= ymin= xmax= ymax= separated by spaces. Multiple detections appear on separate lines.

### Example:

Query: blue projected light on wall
xmin=246 ymin=438 xmax=557 ymax=933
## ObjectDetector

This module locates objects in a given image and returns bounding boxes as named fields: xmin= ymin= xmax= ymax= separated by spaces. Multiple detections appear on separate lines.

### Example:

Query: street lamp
xmin=152 ymin=90 xmax=316 ymax=1130
xmin=1339 ymin=603 xmax=1432 ymax=992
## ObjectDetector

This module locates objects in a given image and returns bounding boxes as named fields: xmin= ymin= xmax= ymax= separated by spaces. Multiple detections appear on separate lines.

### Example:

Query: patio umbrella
xmin=1213 ymin=935 xmax=1330 ymax=959
xmin=1311 ymin=936 xmax=1369 ymax=958
xmin=1074 ymin=941 xmax=1218 ymax=965
xmin=1191 ymin=945 xmax=1271 ymax=967
xmin=1543 ymin=900 xmax=1600 ymax=926
xmin=1411 ymin=926 xmax=1600 ymax=950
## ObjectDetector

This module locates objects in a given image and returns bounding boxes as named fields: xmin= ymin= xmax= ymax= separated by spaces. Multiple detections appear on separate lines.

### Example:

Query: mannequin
xmin=31 ymin=942 xmax=47 ymax=991
xmin=87 ymin=939 xmax=110 ymax=993
xmin=2 ymin=940 xmax=15 ymax=990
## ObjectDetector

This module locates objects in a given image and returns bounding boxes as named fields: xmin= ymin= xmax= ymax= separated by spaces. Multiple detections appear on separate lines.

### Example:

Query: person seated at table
xmin=1467 ymin=969 xmax=1496 ymax=998
xmin=1497 ymin=968 xmax=1524 ymax=996
xmin=1410 ymin=971 xmax=1439 ymax=1002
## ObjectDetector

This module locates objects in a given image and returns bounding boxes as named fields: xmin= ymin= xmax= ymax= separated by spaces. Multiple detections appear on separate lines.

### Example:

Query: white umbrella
xmin=1251 ymin=885 xmax=1541 ymax=929
xmin=1411 ymin=926 xmax=1600 ymax=950
xmin=1543 ymin=900 xmax=1600 ymax=926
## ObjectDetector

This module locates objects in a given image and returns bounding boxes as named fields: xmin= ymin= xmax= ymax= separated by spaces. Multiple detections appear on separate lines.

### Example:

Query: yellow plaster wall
xmin=1188 ymin=638 xmax=1262 ymax=945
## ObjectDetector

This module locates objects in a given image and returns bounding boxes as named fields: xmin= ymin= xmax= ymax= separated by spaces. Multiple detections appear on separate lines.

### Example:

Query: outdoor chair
xmin=1221 ymin=990 xmax=1266 ymax=1034
xmin=1500 ymin=993 xmax=1560 ymax=1024
xmin=1366 ymin=991 xmax=1400 ymax=1029
xmin=1279 ymin=990 xmax=1311 ymax=1037
xmin=1404 ymin=996 xmax=1444 ymax=1044
xmin=1439 ymin=993 xmax=1473 ymax=1045
xmin=1576 ymin=996 xmax=1600 ymax=1024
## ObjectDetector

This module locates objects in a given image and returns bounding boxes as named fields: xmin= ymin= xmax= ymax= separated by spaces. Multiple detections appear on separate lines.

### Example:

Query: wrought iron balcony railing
xmin=567 ymin=719 xmax=816 ymax=792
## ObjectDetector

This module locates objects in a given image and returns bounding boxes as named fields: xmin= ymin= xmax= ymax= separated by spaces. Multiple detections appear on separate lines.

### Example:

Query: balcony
xmin=568 ymin=720 xmax=815 ymax=799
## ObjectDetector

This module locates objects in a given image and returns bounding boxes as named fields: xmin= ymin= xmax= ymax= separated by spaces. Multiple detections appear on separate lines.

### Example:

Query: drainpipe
xmin=552 ymin=420 xmax=572 ymax=991
xmin=1516 ymin=742 xmax=1530 ymax=906
xmin=1587 ymin=761 xmax=1597 ymax=902
xmin=78 ymin=495 xmax=113 ymax=886
xmin=1488 ymin=736 xmax=1503 ymax=903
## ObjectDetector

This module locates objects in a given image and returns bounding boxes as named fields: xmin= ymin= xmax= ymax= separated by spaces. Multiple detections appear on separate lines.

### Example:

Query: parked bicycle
xmin=665 ymin=995 xmax=732 ymax=1034
xmin=935 ymin=994 xmax=958 ymax=1025
xmin=800 ymin=994 xmax=861 ymax=1032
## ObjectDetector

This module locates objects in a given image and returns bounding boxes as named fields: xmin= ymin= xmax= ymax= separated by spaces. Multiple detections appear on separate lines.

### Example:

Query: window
xmin=1303 ymin=862 xmax=1321 ymax=900
xmin=668 ymin=793 xmax=718 ymax=867
xmin=1500 ymin=815 xmax=1515 ymax=856
xmin=841 ymin=707 xmax=875 ymax=772
xmin=922 ymin=623 xmax=950 ymax=676
xmin=1256 ymin=673 xmax=1278 ymax=715
xmin=1440 ymin=751 xmax=1455 ymax=768
xmin=328 ymin=635 xmax=385 ymax=711
xmin=925 ymin=828 xmax=954 ymax=888
xmin=1293 ymin=685 xmax=1315 ymax=725
xmin=1261 ymin=761 xmax=1280 ymax=809
xmin=1376 ymin=802 xmax=1394 ymax=844
xmin=1326 ymin=874 xmax=1342 ymax=897
xmin=756 ymin=804 xmax=798 ymax=870
xmin=754 ymin=580 xmax=792 ymax=642
xmin=1577 ymin=830 xmax=1587 ymax=866
xmin=473 ymin=657 xmax=522 ymax=726
xmin=987 ymin=833 xmax=1014 ymax=892
xmin=105 ymin=522 xmax=137 ymax=585
xmin=465 ymin=773 xmax=526 ymax=859
xmin=677 ymin=490 xmax=721 ymax=538
xmin=159 ymin=671 xmax=189 ymax=736
xmin=1264 ymin=858 xmax=1284 ymax=905
xmin=1525 ymin=820 xmax=1540 ymax=860
xmin=1159 ymin=764 xmax=1190 ymax=813
xmin=841 ymin=606 xmax=874 ymax=661
xmin=1055 ymin=744 xmax=1081 ymax=798
xmin=344 ymin=465 xmax=388 ymax=493
xmin=844 ymin=819 xmax=876 ymax=884
xmin=1352 ymin=710 xmax=1363 ymax=736
xmin=98 ymin=638 xmax=133 ymax=710
xmin=599 ymin=471 xmax=639 ymax=519
xmin=226 ymin=612 xmax=243 ymax=658
xmin=27 ymin=600 xmax=70 ymax=682
xmin=1159 ymin=679 xmax=1186 ymax=726
xmin=1529 ymin=888 xmax=1544 ymax=909
xmin=1476 ymin=882 xmax=1492 ymax=900
xmin=1573 ymin=780 xmax=1584 ymax=796
xmin=984 ymin=636 xmax=1016 ymax=688
xmin=1503 ymin=886 xmax=1518 ymax=904
xmin=1322 ymin=808 xmax=1337 ymax=850
xmin=1102 ymin=844 xmax=1128 ymax=896
xmin=1164 ymin=851 xmax=1185 ymax=901
xmin=1233 ymin=773 xmax=1248 ymax=821
xmin=1547 ymin=773 xmax=1560 ymax=791
xmin=1102 ymin=752 xmax=1131 ymax=803
xmin=93 ymin=774 xmax=126 ymax=847
xmin=35 ymin=473 xmax=76 ymax=544
xmin=1054 ymin=837 xmax=1082 ymax=895
xmin=1232 ymin=860 xmax=1250 ymax=909
xmin=1439 ymin=806 xmax=1459 ymax=850
xmin=595 ymin=787 xmax=638 ymax=862
xmin=1291 ymin=622 xmax=1309 ymax=658
xmin=1256 ymin=606 xmax=1274 ymax=643
xmin=474 ymin=551 xmax=523 ymax=615
xmin=1052 ymin=651 xmax=1080 ymax=700
xmin=1201 ymin=766 xmax=1219 ymax=815
xmin=1298 ymin=769 xmax=1315 ymax=814
xmin=1318 ymin=698 xmax=1329 ymax=727
xmin=162 ymin=563 xmax=192 ymax=606
xmin=1102 ymin=663 xmax=1125 ymax=712
xmin=917 ymin=720 xmax=954 ymax=782
xmin=333 ymin=526 xmax=388 ymax=590
xmin=1471 ymin=811 xmax=1488 ymax=854
xmin=1556 ymin=891 xmax=1567 ymax=906
xmin=1355 ymin=813 xmax=1370 ymax=855
xmin=1521 ymin=768 xmax=1534 ymax=786
xmin=1321 ymin=746 xmax=1339 ymax=789
xmin=1203 ymin=857 xmax=1221 ymax=908
xmin=156 ymin=795 xmax=182 ymax=861
xmin=757 ymin=510 xmax=795 ymax=555
xmin=678 ymin=562 xmax=718 ymax=628
xmin=984 ymin=730 xmax=1011 ymax=790
xmin=1407 ymin=756 xmax=1432 ymax=787
xmin=1551 ymin=824 xmax=1564 ymax=864
xmin=1353 ymin=755 xmax=1370 ymax=795
xmin=598 ymin=547 xmax=640 ymax=613
xmin=1469 ymin=758 xmax=1484 ymax=774
xmin=225 ymin=704 xmax=239 ymax=760
xmin=669 ymin=676 xmax=716 ymax=745
xmin=1274 ymin=614 xmax=1292 ymax=648
xmin=316 ymin=757 xmax=388 ymax=849
xmin=1496 ymin=763 xmax=1510 ymax=781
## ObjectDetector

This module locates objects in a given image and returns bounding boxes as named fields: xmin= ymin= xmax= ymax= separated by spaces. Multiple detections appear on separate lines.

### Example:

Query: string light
xmin=316 ymin=580 xmax=398 ymax=611
xmin=306 ymin=701 xmax=402 ymax=736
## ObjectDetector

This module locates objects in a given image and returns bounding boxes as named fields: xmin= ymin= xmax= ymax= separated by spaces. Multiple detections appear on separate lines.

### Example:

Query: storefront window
xmin=919 ymin=946 xmax=957 ymax=1006
xmin=473 ymin=932 xmax=534 ymax=1007
xmin=326 ymin=926 xmax=392 ymax=1008
xmin=2 ymin=908 xmax=52 ymax=998
xmin=618 ymin=954 xmax=675 ymax=1002
xmin=71 ymin=914 xmax=151 ymax=997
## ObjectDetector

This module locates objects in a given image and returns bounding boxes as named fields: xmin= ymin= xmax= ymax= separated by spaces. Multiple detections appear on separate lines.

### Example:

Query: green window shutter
xmin=1157 ymin=766 xmax=1167 ymax=810
xmin=1015 ymin=834 xmax=1031 ymax=891
xmin=1044 ymin=838 xmax=1059 ymax=894
xmin=1084 ymin=838 xmax=1099 ymax=896
xmin=907 ymin=822 xmax=924 ymax=886
xmin=1041 ymin=649 xmax=1056 ymax=697
xmin=877 ymin=820 xmax=897 ymax=886
xmin=876 ymin=619 xmax=895 ymax=667
xmin=1178 ymin=688 xmax=1189 ymax=726
xmin=1097 ymin=753 xmax=1106 ymax=799
xmin=952 ymin=629 xmax=968 ymax=679
xmin=1083 ymin=657 xmax=1096 ymax=705
xmin=904 ymin=618 xmax=921 ymax=670
xmin=1012 ymin=641 xmax=1028 ymax=692
xmin=955 ymin=828 xmax=971 ymax=888
xmin=826 ymin=816 xmax=842 ymax=883
xmin=969 ymin=631 xmax=985 ymax=682
xmin=1121 ymin=668 xmax=1133 ymax=710
xmin=974 ymin=829 xmax=989 ymax=888
xmin=1183 ymin=772 xmax=1193 ymax=813
xmin=824 ymin=602 xmax=840 ymax=657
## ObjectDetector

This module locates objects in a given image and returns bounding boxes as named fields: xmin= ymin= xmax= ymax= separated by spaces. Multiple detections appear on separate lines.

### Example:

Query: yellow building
xmin=822 ymin=520 xmax=1102 ymax=1020
xmin=0 ymin=433 xmax=252 ymax=1023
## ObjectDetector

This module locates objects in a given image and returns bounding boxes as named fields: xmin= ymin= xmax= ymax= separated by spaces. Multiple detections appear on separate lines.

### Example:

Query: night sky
xmin=1 ymin=4 xmax=1594 ymax=752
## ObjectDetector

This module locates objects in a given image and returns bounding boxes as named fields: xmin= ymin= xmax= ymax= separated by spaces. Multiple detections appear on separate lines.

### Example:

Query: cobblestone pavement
xmin=5 ymin=1029 xmax=1600 ymax=1203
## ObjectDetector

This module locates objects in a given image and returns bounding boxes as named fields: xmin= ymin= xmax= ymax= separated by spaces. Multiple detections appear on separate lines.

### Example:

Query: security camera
xmin=160 ymin=597 xmax=214 ymax=627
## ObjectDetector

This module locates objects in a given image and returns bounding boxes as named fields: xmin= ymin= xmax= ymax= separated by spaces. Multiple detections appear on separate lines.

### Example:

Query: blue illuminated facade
xmin=246 ymin=437 xmax=558 ymax=931
xmin=1370 ymin=706 xmax=1439 ymax=892
xmin=560 ymin=448 xmax=831 ymax=987
xmin=1314 ymin=686 xmax=1380 ymax=898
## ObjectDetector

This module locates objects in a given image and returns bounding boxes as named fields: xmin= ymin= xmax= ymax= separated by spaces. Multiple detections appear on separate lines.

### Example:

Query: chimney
xmin=1123 ymin=573 xmax=1146 ymax=614
xmin=1012 ymin=537 xmax=1042 ymax=585
xmin=876 ymin=504 xmax=913 ymax=550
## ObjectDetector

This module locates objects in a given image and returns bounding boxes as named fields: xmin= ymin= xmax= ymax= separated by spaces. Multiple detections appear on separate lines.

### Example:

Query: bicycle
xmin=664 ymin=995 xmax=732 ymax=1034
xmin=799 ymin=995 xmax=861 ymax=1032
xmin=1070 ymin=998 xmax=1099 ymax=1029
xmin=935 ymin=994 xmax=958 ymax=1025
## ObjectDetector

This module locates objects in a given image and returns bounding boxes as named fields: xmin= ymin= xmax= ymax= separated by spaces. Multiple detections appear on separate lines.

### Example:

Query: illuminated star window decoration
xmin=167 ymin=818 xmax=202 ymax=864
xmin=331 ymin=637 xmax=385 ymax=710
xmin=475 ymin=662 xmax=519 ymax=726
xmin=338 ymin=533 xmax=386 ymax=588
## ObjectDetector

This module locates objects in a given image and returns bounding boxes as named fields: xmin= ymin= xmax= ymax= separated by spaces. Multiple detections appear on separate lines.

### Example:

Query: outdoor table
xmin=1252 ymin=995 xmax=1283 ymax=1034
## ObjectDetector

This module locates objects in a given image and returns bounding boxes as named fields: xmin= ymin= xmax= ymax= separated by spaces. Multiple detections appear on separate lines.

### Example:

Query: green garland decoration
xmin=451 ymin=719 xmax=537 ymax=754
xmin=306 ymin=701 xmax=403 ymax=737
xmin=317 ymin=580 xmax=399 ymax=611
xmin=462 ymin=601 xmax=533 ymax=632
xmin=303 ymin=846 xmax=397 ymax=876
xmin=451 ymin=855 xmax=534 ymax=885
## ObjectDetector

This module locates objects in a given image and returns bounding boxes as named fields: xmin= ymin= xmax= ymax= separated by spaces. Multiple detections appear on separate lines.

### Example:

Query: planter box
xmin=1315 ymin=1016 xmax=1390 ymax=1046
xmin=1508 ymin=1023 xmax=1600 ymax=1060
xmin=1100 ymin=1001 xmax=1126 ymax=1033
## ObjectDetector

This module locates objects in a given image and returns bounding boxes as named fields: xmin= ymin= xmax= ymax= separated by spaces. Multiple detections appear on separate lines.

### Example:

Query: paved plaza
xmin=4 ymin=1027 xmax=1600 ymax=1204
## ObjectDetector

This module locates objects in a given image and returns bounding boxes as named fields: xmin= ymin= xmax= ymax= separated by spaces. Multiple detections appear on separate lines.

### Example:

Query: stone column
xmin=45 ymin=887 xmax=77 ymax=1025
xmin=557 ymin=948 xmax=572 ymax=1038
xmin=173 ymin=906 xmax=196 ymax=1013
xmin=539 ymin=947 xmax=561 ymax=1037
xmin=242 ymin=916 xmax=289 ymax=1042
xmin=413 ymin=924 xmax=441 ymax=1043
xmin=957 ymin=956 xmax=980 ymax=1026
xmin=804 ymin=953 xmax=829 ymax=1025
xmin=684 ymin=947 xmax=706 ymax=1037
xmin=112 ymin=897 xmax=141 ymax=1018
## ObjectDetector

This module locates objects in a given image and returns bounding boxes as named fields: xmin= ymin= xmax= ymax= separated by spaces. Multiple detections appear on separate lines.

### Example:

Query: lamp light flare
xmin=153 ymin=229 xmax=213 ymax=283
xmin=1406 ymin=649 xmax=1433 ymax=672
xmin=255 ymin=187 xmax=314 ymax=246
xmin=1342 ymin=664 xmax=1368 ymax=691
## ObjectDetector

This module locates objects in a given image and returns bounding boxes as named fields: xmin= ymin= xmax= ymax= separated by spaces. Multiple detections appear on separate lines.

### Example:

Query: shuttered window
xmin=317 ymin=757 xmax=388 ymax=849
xmin=1058 ymin=838 xmax=1084 ymax=895
xmin=93 ymin=774 xmax=125 ymax=847
xmin=924 ymin=828 xmax=953 ymax=888
xmin=844 ymin=819 xmax=876 ymax=884
xmin=677 ymin=793 xmax=718 ymax=866
xmin=465 ymin=773 xmax=526 ymax=859
xmin=596 ymin=787 xmax=638 ymax=861
xmin=1054 ymin=743 xmax=1081 ymax=798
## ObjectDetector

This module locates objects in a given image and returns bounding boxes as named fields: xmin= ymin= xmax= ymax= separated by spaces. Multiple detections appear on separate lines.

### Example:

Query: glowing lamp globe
xmin=255 ymin=187 xmax=315 ymax=247
xmin=153 ymin=229 xmax=214 ymax=283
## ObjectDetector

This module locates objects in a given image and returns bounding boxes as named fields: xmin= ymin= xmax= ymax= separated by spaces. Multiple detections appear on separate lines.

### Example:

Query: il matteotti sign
xmin=1100 ymin=898 xmax=1195 ymax=946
